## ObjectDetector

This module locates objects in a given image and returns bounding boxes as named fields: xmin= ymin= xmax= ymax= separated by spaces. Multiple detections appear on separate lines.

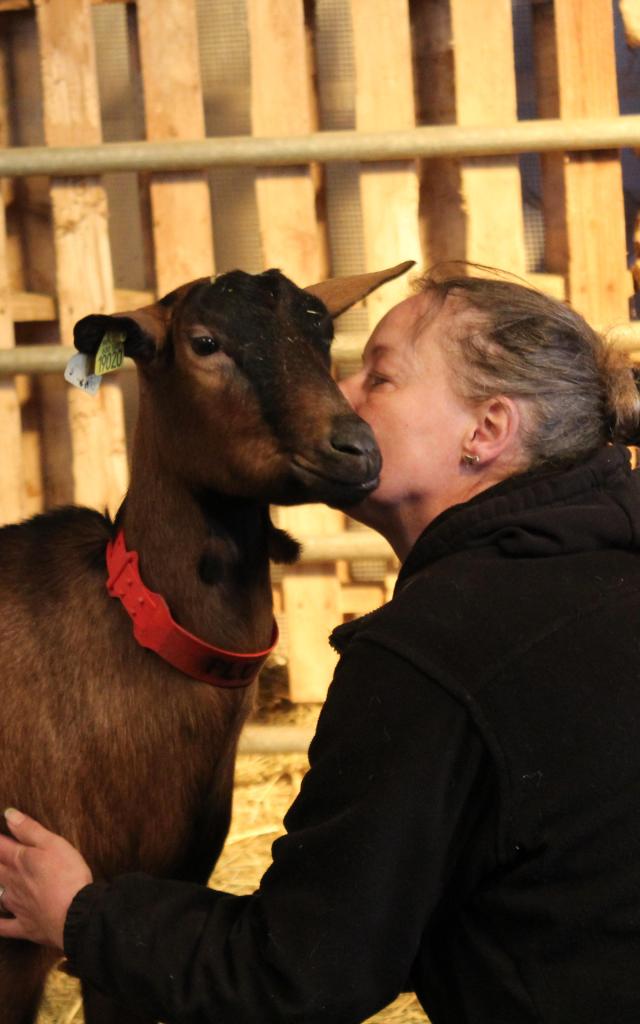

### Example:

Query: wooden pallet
xmin=0 ymin=0 xmax=635 ymax=700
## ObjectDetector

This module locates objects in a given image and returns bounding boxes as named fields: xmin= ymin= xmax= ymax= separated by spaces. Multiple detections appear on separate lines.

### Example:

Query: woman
xmin=2 ymin=269 xmax=640 ymax=1023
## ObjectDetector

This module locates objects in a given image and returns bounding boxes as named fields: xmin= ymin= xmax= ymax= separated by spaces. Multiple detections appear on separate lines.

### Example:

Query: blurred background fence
xmin=0 ymin=0 xmax=639 ymax=701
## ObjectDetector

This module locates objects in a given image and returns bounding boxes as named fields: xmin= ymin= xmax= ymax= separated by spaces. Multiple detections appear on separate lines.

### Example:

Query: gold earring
xmin=462 ymin=452 xmax=480 ymax=466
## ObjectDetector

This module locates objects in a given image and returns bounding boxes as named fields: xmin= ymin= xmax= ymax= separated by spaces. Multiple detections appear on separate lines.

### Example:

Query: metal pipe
xmin=238 ymin=724 xmax=315 ymax=755
xmin=3 ymin=322 xmax=639 ymax=376
xmin=0 ymin=333 xmax=361 ymax=374
xmin=0 ymin=346 xmax=85 ymax=375
xmin=1 ymin=115 xmax=640 ymax=178
xmin=298 ymin=531 xmax=394 ymax=562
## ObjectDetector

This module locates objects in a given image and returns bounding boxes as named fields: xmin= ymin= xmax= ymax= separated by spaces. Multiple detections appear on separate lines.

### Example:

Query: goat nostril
xmin=330 ymin=418 xmax=377 ymax=460
xmin=332 ymin=438 xmax=365 ymax=457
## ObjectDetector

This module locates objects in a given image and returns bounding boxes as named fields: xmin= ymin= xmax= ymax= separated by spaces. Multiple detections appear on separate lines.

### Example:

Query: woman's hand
xmin=0 ymin=809 xmax=93 ymax=949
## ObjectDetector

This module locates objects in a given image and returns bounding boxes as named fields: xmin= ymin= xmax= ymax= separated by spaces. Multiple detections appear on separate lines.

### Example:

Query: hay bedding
xmin=38 ymin=693 xmax=428 ymax=1024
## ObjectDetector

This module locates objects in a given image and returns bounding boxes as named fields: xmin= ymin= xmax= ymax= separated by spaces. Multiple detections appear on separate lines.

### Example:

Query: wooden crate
xmin=0 ymin=0 xmax=636 ymax=700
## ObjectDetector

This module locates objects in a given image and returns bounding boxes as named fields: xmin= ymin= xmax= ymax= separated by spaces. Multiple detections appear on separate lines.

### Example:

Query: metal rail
xmin=1 ymin=115 xmax=640 ymax=178
xmin=0 ymin=333 xmax=366 ymax=374
xmin=238 ymin=724 xmax=315 ymax=755
xmin=2 ymin=320 xmax=639 ymax=378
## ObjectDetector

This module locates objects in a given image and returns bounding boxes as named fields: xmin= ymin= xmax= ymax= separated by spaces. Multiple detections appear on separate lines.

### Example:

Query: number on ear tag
xmin=64 ymin=353 xmax=102 ymax=395
xmin=94 ymin=331 xmax=126 ymax=376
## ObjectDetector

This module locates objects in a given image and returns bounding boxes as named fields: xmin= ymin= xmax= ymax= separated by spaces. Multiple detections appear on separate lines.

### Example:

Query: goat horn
xmin=304 ymin=260 xmax=416 ymax=317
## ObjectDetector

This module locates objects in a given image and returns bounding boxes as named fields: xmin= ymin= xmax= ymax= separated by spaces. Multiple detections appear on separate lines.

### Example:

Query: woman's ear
xmin=464 ymin=396 xmax=522 ymax=465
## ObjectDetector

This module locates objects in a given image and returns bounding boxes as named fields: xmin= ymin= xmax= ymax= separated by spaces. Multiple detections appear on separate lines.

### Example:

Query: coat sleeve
xmin=64 ymin=638 xmax=494 ymax=1024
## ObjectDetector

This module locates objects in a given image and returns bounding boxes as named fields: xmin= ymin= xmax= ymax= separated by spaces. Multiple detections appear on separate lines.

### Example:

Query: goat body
xmin=0 ymin=262 xmax=411 ymax=1023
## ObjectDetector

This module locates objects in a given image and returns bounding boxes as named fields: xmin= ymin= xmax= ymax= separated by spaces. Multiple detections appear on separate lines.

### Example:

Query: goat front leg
xmin=82 ymin=979 xmax=158 ymax=1024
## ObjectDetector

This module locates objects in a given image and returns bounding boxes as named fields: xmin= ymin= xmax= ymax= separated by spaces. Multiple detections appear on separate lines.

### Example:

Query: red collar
xmin=106 ymin=529 xmax=278 ymax=688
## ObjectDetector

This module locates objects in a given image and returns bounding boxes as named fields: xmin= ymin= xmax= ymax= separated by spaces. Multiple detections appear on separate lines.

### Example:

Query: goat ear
xmin=73 ymin=304 xmax=171 ymax=364
xmin=305 ymin=260 xmax=415 ymax=317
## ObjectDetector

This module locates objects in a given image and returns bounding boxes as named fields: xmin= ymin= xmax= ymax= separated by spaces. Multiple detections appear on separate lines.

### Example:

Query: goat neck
xmin=120 ymin=434 xmax=274 ymax=656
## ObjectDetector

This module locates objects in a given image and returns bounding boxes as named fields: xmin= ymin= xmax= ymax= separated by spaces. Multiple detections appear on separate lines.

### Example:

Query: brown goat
xmin=0 ymin=262 xmax=411 ymax=1024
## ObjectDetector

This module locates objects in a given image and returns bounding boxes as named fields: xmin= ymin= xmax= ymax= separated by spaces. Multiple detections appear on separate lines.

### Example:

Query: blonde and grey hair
xmin=418 ymin=268 xmax=640 ymax=471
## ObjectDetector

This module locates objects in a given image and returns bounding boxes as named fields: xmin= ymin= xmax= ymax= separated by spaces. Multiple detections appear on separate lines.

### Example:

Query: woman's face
xmin=339 ymin=291 xmax=481 ymax=539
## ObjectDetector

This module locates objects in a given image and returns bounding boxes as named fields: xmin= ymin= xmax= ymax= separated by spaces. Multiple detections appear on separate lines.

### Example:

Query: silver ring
xmin=0 ymin=884 xmax=14 ymax=919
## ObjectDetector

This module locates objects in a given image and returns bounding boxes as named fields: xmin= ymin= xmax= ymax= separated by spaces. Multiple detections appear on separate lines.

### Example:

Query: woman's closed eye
xmin=366 ymin=371 xmax=393 ymax=390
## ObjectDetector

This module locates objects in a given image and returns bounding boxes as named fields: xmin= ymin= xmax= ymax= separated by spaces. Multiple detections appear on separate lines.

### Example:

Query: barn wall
xmin=0 ymin=0 xmax=638 ymax=699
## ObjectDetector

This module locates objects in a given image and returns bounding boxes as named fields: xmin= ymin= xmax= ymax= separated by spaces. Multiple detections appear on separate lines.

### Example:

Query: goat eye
xmin=190 ymin=336 xmax=219 ymax=356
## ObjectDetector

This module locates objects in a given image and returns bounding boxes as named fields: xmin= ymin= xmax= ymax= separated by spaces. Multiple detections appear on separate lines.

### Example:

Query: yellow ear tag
xmin=94 ymin=330 xmax=126 ymax=376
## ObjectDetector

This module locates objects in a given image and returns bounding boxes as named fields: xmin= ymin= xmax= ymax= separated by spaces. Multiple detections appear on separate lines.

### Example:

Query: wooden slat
xmin=36 ymin=0 xmax=128 ymax=512
xmin=8 ymin=288 xmax=154 ymax=323
xmin=531 ymin=0 xmax=568 ymax=283
xmin=135 ymin=0 xmax=214 ymax=294
xmin=449 ymin=0 xmax=526 ymax=273
xmin=10 ymin=290 xmax=56 ymax=321
xmin=3 ymin=14 xmax=56 ymax=301
xmin=282 ymin=568 xmax=342 ymax=703
xmin=247 ymin=0 xmax=327 ymax=284
xmin=339 ymin=584 xmax=385 ymax=619
xmin=553 ymin=0 xmax=629 ymax=324
xmin=352 ymin=0 xmax=422 ymax=327
xmin=248 ymin=0 xmax=341 ymax=703
xmin=2 ymin=15 xmax=45 ymax=516
xmin=412 ymin=0 xmax=465 ymax=268
xmin=0 ymin=200 xmax=24 ymax=526
xmin=17 ymin=375 xmax=44 ymax=518
xmin=0 ymin=30 xmax=22 ymax=525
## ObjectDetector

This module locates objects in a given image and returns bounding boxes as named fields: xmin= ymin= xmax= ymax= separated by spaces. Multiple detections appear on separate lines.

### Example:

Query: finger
xmin=0 ymin=832 xmax=19 ymax=864
xmin=0 ymin=916 xmax=30 ymax=941
xmin=3 ymin=809 xmax=56 ymax=849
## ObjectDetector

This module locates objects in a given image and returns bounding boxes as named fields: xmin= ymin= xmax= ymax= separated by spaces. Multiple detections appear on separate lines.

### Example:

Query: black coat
xmin=65 ymin=444 xmax=640 ymax=1023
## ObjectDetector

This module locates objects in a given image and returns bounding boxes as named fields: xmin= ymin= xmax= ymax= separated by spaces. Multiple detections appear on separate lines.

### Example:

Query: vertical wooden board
xmin=0 ymin=197 xmax=23 ymax=526
xmin=18 ymin=377 xmax=45 ymax=518
xmin=136 ymin=0 xmax=214 ymax=293
xmin=0 ymin=26 xmax=22 ymax=525
xmin=3 ymin=16 xmax=46 ymax=517
xmin=411 ymin=0 xmax=466 ymax=268
xmin=248 ymin=0 xmax=341 ymax=702
xmin=247 ymin=0 xmax=327 ymax=284
xmin=352 ymin=0 xmax=422 ymax=327
xmin=339 ymin=583 xmax=385 ymax=619
xmin=0 ymin=20 xmax=16 ymax=263
xmin=36 ymin=0 xmax=128 ymax=512
xmin=283 ymin=571 xmax=340 ymax=703
xmin=550 ymin=0 xmax=629 ymax=324
xmin=6 ymin=12 xmax=56 ymax=297
xmin=532 ymin=0 xmax=568 ymax=277
xmin=448 ymin=0 xmax=526 ymax=274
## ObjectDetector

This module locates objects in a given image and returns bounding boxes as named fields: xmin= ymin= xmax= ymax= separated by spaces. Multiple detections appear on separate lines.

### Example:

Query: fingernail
xmin=4 ymin=808 xmax=24 ymax=825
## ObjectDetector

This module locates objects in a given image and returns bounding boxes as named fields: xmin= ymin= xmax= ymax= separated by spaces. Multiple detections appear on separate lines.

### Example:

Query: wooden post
xmin=248 ymin=0 xmax=342 ymax=702
xmin=36 ymin=0 xmax=128 ymax=513
xmin=351 ymin=0 xmax=422 ymax=327
xmin=536 ymin=0 xmax=630 ymax=325
xmin=448 ymin=0 xmax=526 ymax=274
xmin=135 ymin=0 xmax=215 ymax=294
